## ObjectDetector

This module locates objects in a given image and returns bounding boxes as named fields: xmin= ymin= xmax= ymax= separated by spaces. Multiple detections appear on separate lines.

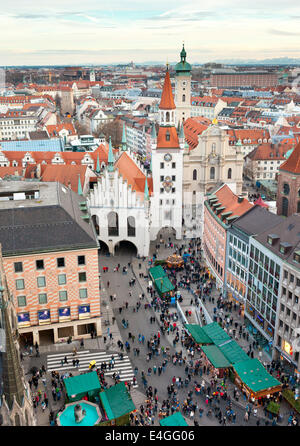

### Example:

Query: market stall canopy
xmin=99 ymin=382 xmax=136 ymax=421
xmin=233 ymin=358 xmax=282 ymax=393
xmin=201 ymin=345 xmax=231 ymax=369
xmin=64 ymin=371 xmax=101 ymax=401
xmin=149 ymin=265 xmax=175 ymax=296
xmin=160 ymin=412 xmax=188 ymax=426
xmin=184 ymin=324 xmax=213 ymax=345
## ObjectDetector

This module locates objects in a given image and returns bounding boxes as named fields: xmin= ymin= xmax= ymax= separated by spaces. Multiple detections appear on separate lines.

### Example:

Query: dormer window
xmin=166 ymin=131 xmax=170 ymax=142
xmin=293 ymin=251 xmax=300 ymax=264
xmin=279 ymin=242 xmax=292 ymax=255
xmin=267 ymin=234 xmax=279 ymax=245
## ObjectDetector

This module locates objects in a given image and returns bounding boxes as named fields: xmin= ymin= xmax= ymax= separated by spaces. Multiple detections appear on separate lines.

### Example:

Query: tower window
xmin=182 ymin=94 xmax=186 ymax=102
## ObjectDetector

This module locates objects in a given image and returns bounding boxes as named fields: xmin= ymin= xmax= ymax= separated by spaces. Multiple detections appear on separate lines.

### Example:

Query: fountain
xmin=74 ymin=403 xmax=87 ymax=423
xmin=57 ymin=400 xmax=101 ymax=426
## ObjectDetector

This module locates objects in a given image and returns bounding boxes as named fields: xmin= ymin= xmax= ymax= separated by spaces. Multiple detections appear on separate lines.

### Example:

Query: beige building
xmin=182 ymin=122 xmax=244 ymax=237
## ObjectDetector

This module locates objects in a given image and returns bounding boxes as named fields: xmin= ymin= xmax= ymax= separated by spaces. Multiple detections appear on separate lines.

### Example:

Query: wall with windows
xmin=3 ymin=247 xmax=101 ymax=343
xmin=245 ymin=238 xmax=282 ymax=355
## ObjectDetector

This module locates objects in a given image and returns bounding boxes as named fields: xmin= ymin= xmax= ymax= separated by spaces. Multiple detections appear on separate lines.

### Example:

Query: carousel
xmin=166 ymin=254 xmax=184 ymax=269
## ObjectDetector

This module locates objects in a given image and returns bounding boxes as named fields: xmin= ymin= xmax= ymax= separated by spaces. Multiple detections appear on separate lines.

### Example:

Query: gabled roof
xmin=114 ymin=152 xmax=153 ymax=199
xmin=159 ymin=70 xmax=176 ymax=110
xmin=157 ymin=126 xmax=179 ymax=149
xmin=41 ymin=164 xmax=89 ymax=193
xmin=279 ymin=139 xmax=300 ymax=174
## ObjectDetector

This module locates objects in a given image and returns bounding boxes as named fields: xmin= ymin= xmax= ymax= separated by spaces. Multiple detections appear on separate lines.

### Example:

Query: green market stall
xmin=233 ymin=358 xmax=282 ymax=404
xmin=64 ymin=371 xmax=101 ymax=403
xmin=149 ymin=265 xmax=175 ymax=298
xmin=99 ymin=382 xmax=136 ymax=426
xmin=160 ymin=412 xmax=188 ymax=426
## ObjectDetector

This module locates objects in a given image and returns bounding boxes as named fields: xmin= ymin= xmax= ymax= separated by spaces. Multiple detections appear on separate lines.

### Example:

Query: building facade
xmin=0 ymin=181 xmax=101 ymax=345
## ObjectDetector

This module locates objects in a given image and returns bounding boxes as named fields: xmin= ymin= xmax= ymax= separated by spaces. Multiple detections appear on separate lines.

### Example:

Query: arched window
xmin=92 ymin=215 xmax=99 ymax=235
xmin=297 ymin=201 xmax=300 ymax=213
xmin=182 ymin=94 xmax=186 ymax=102
xmin=212 ymin=143 xmax=216 ymax=153
xmin=14 ymin=414 xmax=21 ymax=426
xmin=166 ymin=111 xmax=170 ymax=122
xmin=282 ymin=197 xmax=289 ymax=217
xmin=193 ymin=169 xmax=197 ymax=181
xmin=127 ymin=216 xmax=136 ymax=237
xmin=283 ymin=183 xmax=290 ymax=195
xmin=108 ymin=212 xmax=119 ymax=236
xmin=210 ymin=167 xmax=215 ymax=180
xmin=228 ymin=168 xmax=232 ymax=179
xmin=298 ymin=189 xmax=300 ymax=197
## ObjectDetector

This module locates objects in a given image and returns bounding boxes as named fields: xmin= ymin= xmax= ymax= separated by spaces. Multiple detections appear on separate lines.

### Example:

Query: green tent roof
xmin=201 ymin=345 xmax=231 ymax=369
xmin=64 ymin=371 xmax=101 ymax=397
xmin=218 ymin=339 xmax=249 ymax=365
xmin=233 ymin=359 xmax=282 ymax=393
xmin=99 ymin=382 xmax=135 ymax=420
xmin=201 ymin=322 xmax=231 ymax=346
xmin=149 ymin=265 xmax=174 ymax=295
xmin=149 ymin=265 xmax=166 ymax=281
xmin=184 ymin=324 xmax=213 ymax=344
xmin=160 ymin=412 xmax=188 ymax=426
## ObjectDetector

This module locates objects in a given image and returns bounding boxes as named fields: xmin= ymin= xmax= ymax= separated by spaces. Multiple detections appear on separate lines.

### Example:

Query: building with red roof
xmin=277 ymin=139 xmax=300 ymax=216
xmin=203 ymin=184 xmax=253 ymax=289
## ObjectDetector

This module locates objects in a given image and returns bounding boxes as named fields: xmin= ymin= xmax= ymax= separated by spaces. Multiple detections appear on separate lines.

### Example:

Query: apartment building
xmin=0 ymin=181 xmax=101 ymax=345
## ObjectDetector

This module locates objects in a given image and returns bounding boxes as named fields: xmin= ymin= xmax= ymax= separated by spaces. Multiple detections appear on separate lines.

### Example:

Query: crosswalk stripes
xmin=46 ymin=350 xmax=138 ymax=388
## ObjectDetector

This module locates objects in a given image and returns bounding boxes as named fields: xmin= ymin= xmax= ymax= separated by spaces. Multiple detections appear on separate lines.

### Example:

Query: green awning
xmin=160 ymin=412 xmax=188 ymax=426
xmin=184 ymin=324 xmax=213 ymax=344
xmin=149 ymin=265 xmax=175 ymax=296
xmin=99 ymin=382 xmax=136 ymax=420
xmin=233 ymin=359 xmax=282 ymax=393
xmin=218 ymin=339 xmax=249 ymax=364
xmin=149 ymin=265 xmax=165 ymax=281
xmin=201 ymin=322 xmax=231 ymax=346
xmin=201 ymin=345 xmax=231 ymax=369
xmin=64 ymin=371 xmax=101 ymax=399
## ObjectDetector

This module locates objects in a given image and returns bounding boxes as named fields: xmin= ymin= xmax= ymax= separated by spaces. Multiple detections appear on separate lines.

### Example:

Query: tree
xmin=74 ymin=120 xmax=89 ymax=136
xmin=96 ymin=119 xmax=122 ymax=148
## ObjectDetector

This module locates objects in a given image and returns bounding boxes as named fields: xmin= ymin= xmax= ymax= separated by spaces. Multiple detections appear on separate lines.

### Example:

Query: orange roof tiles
xmin=114 ymin=152 xmax=153 ymax=200
xmin=183 ymin=117 xmax=210 ymax=150
xmin=247 ymin=143 xmax=290 ymax=161
xmin=214 ymin=184 xmax=253 ymax=218
xmin=46 ymin=123 xmax=77 ymax=137
xmin=159 ymin=71 xmax=176 ymax=110
xmin=279 ymin=139 xmax=300 ymax=174
xmin=41 ymin=164 xmax=88 ymax=192
xmin=157 ymin=127 xmax=179 ymax=149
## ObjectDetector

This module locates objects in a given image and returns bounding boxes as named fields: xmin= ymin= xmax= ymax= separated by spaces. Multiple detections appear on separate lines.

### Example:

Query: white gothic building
xmin=87 ymin=68 xmax=185 ymax=256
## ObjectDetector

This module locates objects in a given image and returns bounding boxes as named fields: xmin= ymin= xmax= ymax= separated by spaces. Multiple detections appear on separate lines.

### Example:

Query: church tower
xmin=150 ymin=67 xmax=184 ymax=241
xmin=277 ymin=139 xmax=300 ymax=216
xmin=175 ymin=44 xmax=192 ymax=124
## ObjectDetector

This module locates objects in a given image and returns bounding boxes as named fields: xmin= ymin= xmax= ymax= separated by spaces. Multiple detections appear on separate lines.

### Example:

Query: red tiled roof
xmin=214 ymin=184 xmax=253 ymax=219
xmin=41 ymin=164 xmax=88 ymax=192
xmin=46 ymin=123 xmax=77 ymax=137
xmin=183 ymin=117 xmax=210 ymax=150
xmin=247 ymin=143 xmax=289 ymax=161
xmin=114 ymin=152 xmax=153 ymax=200
xmin=279 ymin=139 xmax=300 ymax=174
xmin=157 ymin=126 xmax=179 ymax=149
xmin=159 ymin=70 xmax=176 ymax=110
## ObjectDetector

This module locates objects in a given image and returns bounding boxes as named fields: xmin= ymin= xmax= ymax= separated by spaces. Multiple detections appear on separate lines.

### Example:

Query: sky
xmin=0 ymin=0 xmax=299 ymax=66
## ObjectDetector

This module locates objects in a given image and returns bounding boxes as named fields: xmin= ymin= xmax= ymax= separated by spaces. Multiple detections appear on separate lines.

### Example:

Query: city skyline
xmin=0 ymin=0 xmax=299 ymax=65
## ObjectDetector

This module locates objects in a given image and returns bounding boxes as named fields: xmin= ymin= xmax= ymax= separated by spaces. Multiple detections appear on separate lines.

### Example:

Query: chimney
xmin=238 ymin=196 xmax=244 ymax=203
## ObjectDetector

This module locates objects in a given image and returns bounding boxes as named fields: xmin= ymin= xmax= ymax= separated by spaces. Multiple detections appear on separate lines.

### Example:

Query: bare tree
xmin=96 ymin=119 xmax=122 ymax=147
xmin=74 ymin=120 xmax=89 ymax=136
